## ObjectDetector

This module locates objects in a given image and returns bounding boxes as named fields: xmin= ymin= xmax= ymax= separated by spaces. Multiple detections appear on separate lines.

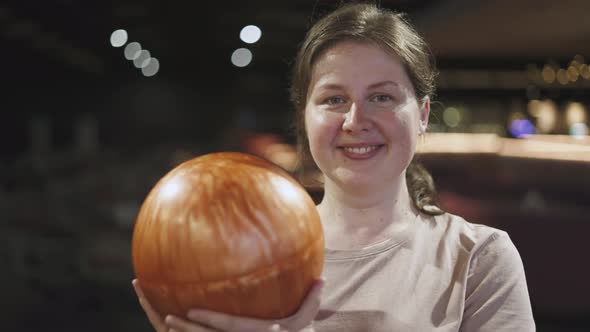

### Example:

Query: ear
xmin=419 ymin=96 xmax=430 ymax=134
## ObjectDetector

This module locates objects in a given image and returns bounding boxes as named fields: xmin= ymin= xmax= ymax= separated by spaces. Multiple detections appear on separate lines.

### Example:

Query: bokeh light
xmin=443 ymin=107 xmax=461 ymax=128
xmin=231 ymin=48 xmax=252 ymax=67
xmin=124 ymin=42 xmax=141 ymax=60
xmin=240 ymin=25 xmax=262 ymax=44
xmin=541 ymin=65 xmax=555 ymax=83
xmin=110 ymin=29 xmax=128 ymax=47
xmin=580 ymin=64 xmax=590 ymax=79
xmin=556 ymin=68 xmax=569 ymax=85
xmin=133 ymin=50 xmax=151 ymax=68
xmin=565 ymin=102 xmax=587 ymax=127
xmin=141 ymin=57 xmax=160 ymax=77
xmin=527 ymin=100 xmax=541 ymax=117
xmin=509 ymin=119 xmax=536 ymax=138
xmin=567 ymin=66 xmax=579 ymax=82
xmin=528 ymin=99 xmax=557 ymax=134
xmin=570 ymin=123 xmax=588 ymax=139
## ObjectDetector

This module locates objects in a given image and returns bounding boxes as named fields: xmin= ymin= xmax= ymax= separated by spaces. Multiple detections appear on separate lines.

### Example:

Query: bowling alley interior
xmin=1 ymin=0 xmax=589 ymax=331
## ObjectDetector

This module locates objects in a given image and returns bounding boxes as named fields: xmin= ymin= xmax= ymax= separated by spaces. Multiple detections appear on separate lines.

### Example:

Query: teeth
xmin=344 ymin=146 xmax=379 ymax=154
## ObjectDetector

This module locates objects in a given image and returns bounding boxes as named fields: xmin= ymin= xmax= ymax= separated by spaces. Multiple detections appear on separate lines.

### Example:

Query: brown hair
xmin=290 ymin=2 xmax=444 ymax=215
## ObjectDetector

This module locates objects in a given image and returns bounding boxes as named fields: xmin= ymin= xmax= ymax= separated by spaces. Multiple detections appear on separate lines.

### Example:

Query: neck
xmin=317 ymin=172 xmax=417 ymax=250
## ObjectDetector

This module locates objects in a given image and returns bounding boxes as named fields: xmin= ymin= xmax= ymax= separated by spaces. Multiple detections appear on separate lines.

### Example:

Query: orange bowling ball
xmin=132 ymin=152 xmax=324 ymax=319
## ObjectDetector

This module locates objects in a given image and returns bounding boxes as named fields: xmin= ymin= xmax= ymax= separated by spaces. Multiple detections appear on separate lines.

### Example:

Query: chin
xmin=331 ymin=171 xmax=379 ymax=191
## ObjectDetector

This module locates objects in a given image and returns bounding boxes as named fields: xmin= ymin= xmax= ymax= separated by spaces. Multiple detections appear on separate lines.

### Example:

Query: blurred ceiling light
xmin=110 ymin=29 xmax=128 ymax=47
xmin=141 ymin=57 xmax=160 ymax=77
xmin=570 ymin=123 xmax=588 ymax=139
xmin=573 ymin=54 xmax=585 ymax=65
xmin=535 ymin=100 xmax=558 ymax=134
xmin=124 ymin=42 xmax=141 ymax=60
xmin=556 ymin=68 xmax=569 ymax=85
xmin=442 ymin=107 xmax=461 ymax=128
xmin=570 ymin=60 xmax=581 ymax=70
xmin=231 ymin=48 xmax=252 ymax=67
xmin=541 ymin=65 xmax=555 ymax=83
xmin=509 ymin=119 xmax=536 ymax=138
xmin=240 ymin=25 xmax=262 ymax=44
xmin=567 ymin=66 xmax=579 ymax=82
xmin=133 ymin=49 xmax=151 ymax=68
xmin=580 ymin=64 xmax=590 ymax=79
xmin=527 ymin=99 xmax=541 ymax=117
xmin=565 ymin=102 xmax=587 ymax=127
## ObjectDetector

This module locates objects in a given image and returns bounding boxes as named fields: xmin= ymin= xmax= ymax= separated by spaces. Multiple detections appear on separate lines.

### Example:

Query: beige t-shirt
xmin=312 ymin=213 xmax=535 ymax=331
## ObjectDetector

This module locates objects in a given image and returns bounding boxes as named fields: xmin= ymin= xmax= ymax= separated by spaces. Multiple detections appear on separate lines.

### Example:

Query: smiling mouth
xmin=339 ymin=144 xmax=384 ymax=157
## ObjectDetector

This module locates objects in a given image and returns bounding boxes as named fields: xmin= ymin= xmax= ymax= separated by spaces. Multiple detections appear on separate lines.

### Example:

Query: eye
xmin=325 ymin=96 xmax=346 ymax=105
xmin=370 ymin=94 xmax=393 ymax=103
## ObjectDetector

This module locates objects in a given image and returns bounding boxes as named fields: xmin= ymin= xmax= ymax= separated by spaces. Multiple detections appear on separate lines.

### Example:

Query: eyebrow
xmin=368 ymin=80 xmax=400 ymax=89
xmin=315 ymin=83 xmax=344 ymax=91
xmin=316 ymin=80 xmax=400 ymax=91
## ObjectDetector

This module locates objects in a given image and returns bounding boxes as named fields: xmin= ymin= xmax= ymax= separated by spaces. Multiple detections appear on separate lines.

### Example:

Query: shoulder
xmin=423 ymin=212 xmax=525 ymax=273
xmin=423 ymin=212 xmax=509 ymax=254
xmin=433 ymin=215 xmax=537 ymax=330
xmin=428 ymin=213 xmax=526 ymax=282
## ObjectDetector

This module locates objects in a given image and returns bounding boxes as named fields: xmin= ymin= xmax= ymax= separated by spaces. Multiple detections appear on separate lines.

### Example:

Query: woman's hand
xmin=132 ymin=279 xmax=168 ymax=332
xmin=132 ymin=278 xmax=324 ymax=332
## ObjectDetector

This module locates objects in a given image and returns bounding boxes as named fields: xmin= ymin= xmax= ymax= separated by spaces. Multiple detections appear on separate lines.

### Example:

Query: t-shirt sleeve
xmin=459 ymin=231 xmax=536 ymax=332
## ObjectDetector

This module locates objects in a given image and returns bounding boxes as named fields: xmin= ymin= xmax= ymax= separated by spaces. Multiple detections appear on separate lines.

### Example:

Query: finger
xmin=132 ymin=279 xmax=167 ymax=332
xmin=278 ymin=279 xmax=325 ymax=329
xmin=186 ymin=280 xmax=325 ymax=332
xmin=165 ymin=314 xmax=219 ymax=332
xmin=291 ymin=279 xmax=325 ymax=318
xmin=268 ymin=323 xmax=289 ymax=332
xmin=187 ymin=309 xmax=276 ymax=332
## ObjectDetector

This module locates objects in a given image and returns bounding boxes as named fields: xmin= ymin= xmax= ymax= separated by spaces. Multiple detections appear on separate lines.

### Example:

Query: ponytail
xmin=406 ymin=160 xmax=445 ymax=215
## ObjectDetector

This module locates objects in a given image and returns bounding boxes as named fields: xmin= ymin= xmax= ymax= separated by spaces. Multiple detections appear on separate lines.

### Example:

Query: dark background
xmin=1 ymin=0 xmax=589 ymax=331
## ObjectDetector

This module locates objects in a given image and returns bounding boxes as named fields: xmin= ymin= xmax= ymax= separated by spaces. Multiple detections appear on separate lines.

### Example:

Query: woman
xmin=133 ymin=3 xmax=535 ymax=331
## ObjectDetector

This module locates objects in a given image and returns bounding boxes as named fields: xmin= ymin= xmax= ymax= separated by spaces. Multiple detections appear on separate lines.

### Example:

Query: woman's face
xmin=304 ymin=41 xmax=429 ymax=191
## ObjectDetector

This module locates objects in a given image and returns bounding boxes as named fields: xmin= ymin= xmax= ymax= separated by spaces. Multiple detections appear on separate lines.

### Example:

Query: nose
xmin=342 ymin=102 xmax=372 ymax=133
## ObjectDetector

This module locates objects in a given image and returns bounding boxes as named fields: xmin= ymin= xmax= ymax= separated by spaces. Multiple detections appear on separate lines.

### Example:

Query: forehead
xmin=310 ymin=41 xmax=410 ymax=85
